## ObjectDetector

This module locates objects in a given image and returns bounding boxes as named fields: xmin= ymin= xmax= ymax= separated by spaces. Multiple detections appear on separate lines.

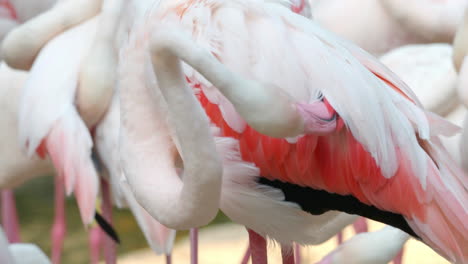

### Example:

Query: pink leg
xmin=190 ymin=228 xmax=198 ymax=264
xmin=294 ymin=243 xmax=301 ymax=264
xmin=1 ymin=189 xmax=20 ymax=243
xmin=51 ymin=177 xmax=66 ymax=264
xmin=166 ymin=254 xmax=172 ymax=264
xmin=335 ymin=231 xmax=343 ymax=245
xmin=240 ymin=245 xmax=251 ymax=264
xmin=392 ymin=248 xmax=405 ymax=264
xmin=281 ymin=245 xmax=295 ymax=264
xmin=247 ymin=229 xmax=267 ymax=264
xmin=101 ymin=179 xmax=116 ymax=264
xmin=352 ymin=218 xmax=368 ymax=234
xmin=88 ymin=226 xmax=102 ymax=264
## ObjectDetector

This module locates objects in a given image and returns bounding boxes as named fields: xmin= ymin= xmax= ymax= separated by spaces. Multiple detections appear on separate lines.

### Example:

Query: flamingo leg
xmin=190 ymin=228 xmax=198 ymax=264
xmin=240 ymin=245 xmax=251 ymax=264
xmin=51 ymin=176 xmax=66 ymax=264
xmin=88 ymin=225 xmax=102 ymax=264
xmin=101 ymin=178 xmax=116 ymax=264
xmin=352 ymin=218 xmax=368 ymax=234
xmin=1 ymin=189 xmax=20 ymax=243
xmin=281 ymin=244 xmax=295 ymax=264
xmin=247 ymin=229 xmax=267 ymax=264
xmin=166 ymin=254 xmax=172 ymax=264
xmin=294 ymin=243 xmax=301 ymax=264
xmin=393 ymin=248 xmax=405 ymax=264
xmin=335 ymin=231 xmax=343 ymax=245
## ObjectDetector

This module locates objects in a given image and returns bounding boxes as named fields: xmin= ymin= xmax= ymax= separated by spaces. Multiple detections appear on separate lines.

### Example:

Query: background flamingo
xmin=309 ymin=0 xmax=468 ymax=55
xmin=0 ymin=226 xmax=51 ymax=264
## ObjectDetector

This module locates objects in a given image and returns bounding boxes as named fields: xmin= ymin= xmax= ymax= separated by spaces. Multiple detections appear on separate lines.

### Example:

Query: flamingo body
xmin=121 ymin=0 xmax=467 ymax=262
xmin=18 ymin=16 xmax=100 ymax=225
xmin=0 ymin=62 xmax=53 ymax=188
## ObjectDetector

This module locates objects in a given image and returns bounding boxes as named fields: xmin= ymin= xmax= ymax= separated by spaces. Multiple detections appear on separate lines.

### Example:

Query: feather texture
xmin=18 ymin=16 xmax=100 ymax=224
xmin=142 ymin=1 xmax=468 ymax=262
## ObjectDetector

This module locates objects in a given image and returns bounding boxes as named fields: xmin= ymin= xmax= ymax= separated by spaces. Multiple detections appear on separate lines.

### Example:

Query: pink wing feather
xmin=18 ymin=17 xmax=100 ymax=225
xmin=164 ymin=1 xmax=467 ymax=262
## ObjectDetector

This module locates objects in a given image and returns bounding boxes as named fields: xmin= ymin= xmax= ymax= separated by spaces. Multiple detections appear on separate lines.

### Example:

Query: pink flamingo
xmin=453 ymin=7 xmax=468 ymax=187
xmin=0 ymin=226 xmax=51 ymax=264
xmin=309 ymin=0 xmax=468 ymax=55
xmin=380 ymin=43 xmax=458 ymax=116
xmin=17 ymin=16 xmax=101 ymax=262
xmin=4 ymin=0 xmax=180 ymax=263
xmin=317 ymin=226 xmax=409 ymax=264
xmin=0 ymin=62 xmax=54 ymax=244
xmin=1 ymin=0 xmax=101 ymax=70
xmin=119 ymin=3 xmax=365 ymax=264
xmin=0 ymin=0 xmax=56 ymax=244
xmin=119 ymin=1 xmax=467 ymax=263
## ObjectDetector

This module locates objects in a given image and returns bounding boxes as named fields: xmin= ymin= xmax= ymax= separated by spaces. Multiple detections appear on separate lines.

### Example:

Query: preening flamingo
xmin=321 ymin=42 xmax=462 ymax=264
xmin=309 ymin=0 xmax=468 ymax=55
xmin=118 ymin=1 xmax=467 ymax=263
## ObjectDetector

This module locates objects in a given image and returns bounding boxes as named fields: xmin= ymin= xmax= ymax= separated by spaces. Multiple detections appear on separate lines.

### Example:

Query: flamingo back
xmin=148 ymin=1 xmax=467 ymax=262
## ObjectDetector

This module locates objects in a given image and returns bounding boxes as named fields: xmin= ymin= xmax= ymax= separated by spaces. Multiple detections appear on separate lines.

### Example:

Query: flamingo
xmin=309 ymin=0 xmax=468 ymax=55
xmin=1 ymin=0 xmax=101 ymax=71
xmin=452 ymin=7 xmax=468 ymax=181
xmin=316 ymin=226 xmax=410 ymax=264
xmin=13 ymin=11 xmax=107 ymax=264
xmin=0 ymin=62 xmax=54 ymax=244
xmin=379 ymin=43 xmax=464 ymax=164
xmin=380 ymin=44 xmax=458 ymax=116
xmin=0 ymin=226 xmax=51 ymax=264
xmin=118 ymin=3 xmax=360 ymax=263
xmin=3 ymin=0 xmax=178 ymax=262
xmin=321 ymin=41 xmax=462 ymax=264
xmin=118 ymin=1 xmax=467 ymax=263
xmin=0 ymin=0 xmax=57 ymax=244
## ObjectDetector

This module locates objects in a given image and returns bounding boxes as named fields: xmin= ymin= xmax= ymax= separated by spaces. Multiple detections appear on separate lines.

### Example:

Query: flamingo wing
xmin=152 ymin=1 xmax=467 ymax=262
xmin=18 ymin=17 xmax=99 ymax=224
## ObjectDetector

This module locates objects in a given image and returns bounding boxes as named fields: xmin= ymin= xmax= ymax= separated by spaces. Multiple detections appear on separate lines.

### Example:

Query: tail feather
xmin=407 ymin=141 xmax=468 ymax=263
xmin=45 ymin=111 xmax=99 ymax=225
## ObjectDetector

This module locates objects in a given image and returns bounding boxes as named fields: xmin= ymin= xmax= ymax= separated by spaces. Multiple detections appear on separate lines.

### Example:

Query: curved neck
xmin=146 ymin=31 xmax=223 ymax=229
xmin=77 ymin=0 xmax=125 ymax=127
xmin=149 ymin=29 xmax=305 ymax=138
xmin=1 ymin=0 xmax=101 ymax=70
xmin=96 ymin=0 xmax=125 ymax=42
xmin=453 ymin=8 xmax=468 ymax=72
